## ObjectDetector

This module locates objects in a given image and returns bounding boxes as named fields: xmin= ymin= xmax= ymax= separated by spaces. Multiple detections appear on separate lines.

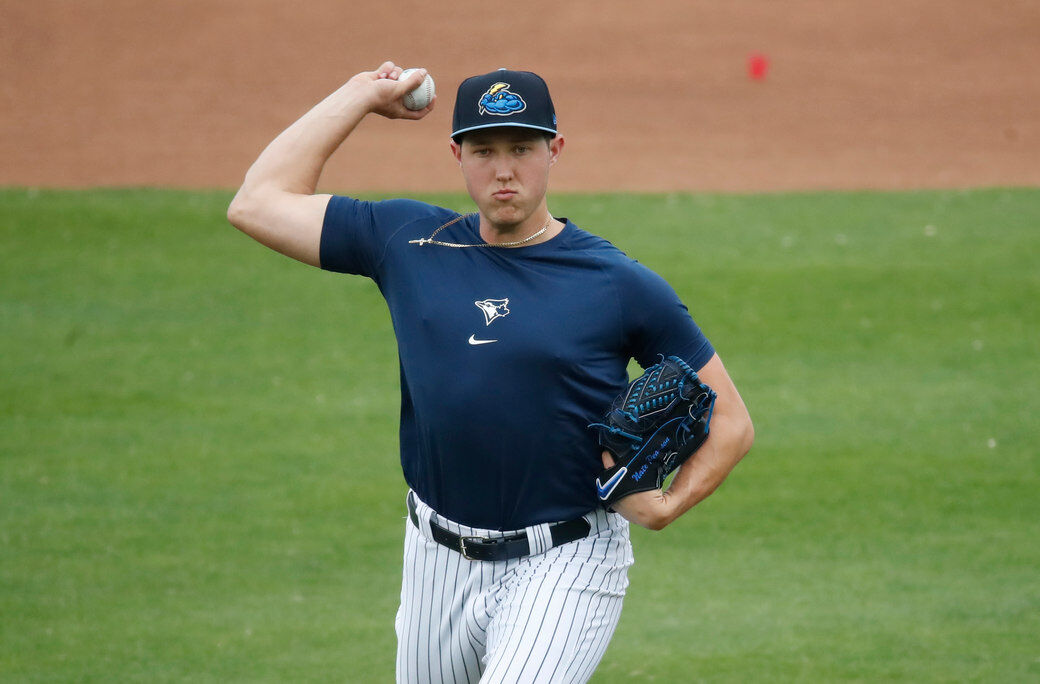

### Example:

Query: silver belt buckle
xmin=459 ymin=536 xmax=488 ymax=561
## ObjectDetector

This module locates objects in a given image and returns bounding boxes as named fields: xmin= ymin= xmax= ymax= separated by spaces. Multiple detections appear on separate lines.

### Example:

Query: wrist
xmin=327 ymin=79 xmax=381 ymax=118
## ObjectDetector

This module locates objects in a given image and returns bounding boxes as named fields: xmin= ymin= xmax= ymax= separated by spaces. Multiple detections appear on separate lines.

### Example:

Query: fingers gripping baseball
xmin=356 ymin=61 xmax=435 ymax=120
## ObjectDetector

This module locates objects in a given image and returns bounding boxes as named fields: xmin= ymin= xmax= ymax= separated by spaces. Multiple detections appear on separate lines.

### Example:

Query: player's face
xmin=451 ymin=129 xmax=564 ymax=229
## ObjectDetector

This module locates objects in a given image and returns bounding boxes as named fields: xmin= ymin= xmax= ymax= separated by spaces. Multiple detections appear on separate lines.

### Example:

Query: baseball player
xmin=228 ymin=62 xmax=753 ymax=683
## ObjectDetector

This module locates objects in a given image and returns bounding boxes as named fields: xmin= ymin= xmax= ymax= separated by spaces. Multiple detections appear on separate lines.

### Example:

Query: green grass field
xmin=2 ymin=187 xmax=1038 ymax=682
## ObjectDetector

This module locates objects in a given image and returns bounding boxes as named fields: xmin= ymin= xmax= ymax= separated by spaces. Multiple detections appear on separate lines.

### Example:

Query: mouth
xmin=491 ymin=189 xmax=518 ymax=201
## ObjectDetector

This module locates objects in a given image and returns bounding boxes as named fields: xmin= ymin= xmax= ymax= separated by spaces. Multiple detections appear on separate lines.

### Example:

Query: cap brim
xmin=451 ymin=122 xmax=558 ymax=141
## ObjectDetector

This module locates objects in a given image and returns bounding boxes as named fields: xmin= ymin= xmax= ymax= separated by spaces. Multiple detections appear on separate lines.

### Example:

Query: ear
xmin=450 ymin=140 xmax=463 ymax=166
xmin=548 ymin=134 xmax=565 ymax=166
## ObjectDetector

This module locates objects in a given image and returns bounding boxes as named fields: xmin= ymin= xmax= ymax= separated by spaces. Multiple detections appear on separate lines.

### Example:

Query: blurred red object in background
xmin=748 ymin=52 xmax=770 ymax=81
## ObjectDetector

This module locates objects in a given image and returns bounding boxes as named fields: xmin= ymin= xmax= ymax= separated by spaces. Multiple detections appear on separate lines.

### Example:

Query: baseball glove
xmin=590 ymin=356 xmax=717 ymax=511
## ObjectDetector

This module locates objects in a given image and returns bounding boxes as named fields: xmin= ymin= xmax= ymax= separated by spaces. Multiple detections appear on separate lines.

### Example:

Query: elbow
xmin=645 ymin=516 xmax=671 ymax=532
xmin=226 ymin=190 xmax=252 ymax=231
xmin=740 ymin=413 xmax=755 ymax=457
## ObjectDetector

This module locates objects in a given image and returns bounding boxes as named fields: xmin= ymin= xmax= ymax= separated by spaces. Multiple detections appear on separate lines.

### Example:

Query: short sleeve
xmin=619 ymin=261 xmax=715 ymax=371
xmin=319 ymin=196 xmax=445 ymax=278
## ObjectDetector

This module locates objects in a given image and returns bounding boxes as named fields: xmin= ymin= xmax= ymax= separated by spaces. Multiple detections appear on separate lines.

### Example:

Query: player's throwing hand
xmin=347 ymin=61 xmax=436 ymax=120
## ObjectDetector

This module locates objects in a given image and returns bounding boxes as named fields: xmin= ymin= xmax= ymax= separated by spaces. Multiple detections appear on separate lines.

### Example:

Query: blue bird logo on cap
xmin=478 ymin=83 xmax=526 ymax=116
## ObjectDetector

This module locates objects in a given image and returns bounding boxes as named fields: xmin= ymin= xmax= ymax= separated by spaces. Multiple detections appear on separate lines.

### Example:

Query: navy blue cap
xmin=451 ymin=69 xmax=557 ymax=142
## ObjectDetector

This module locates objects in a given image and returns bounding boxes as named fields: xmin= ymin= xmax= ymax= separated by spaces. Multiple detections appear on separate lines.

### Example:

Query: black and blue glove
xmin=590 ymin=356 xmax=717 ymax=511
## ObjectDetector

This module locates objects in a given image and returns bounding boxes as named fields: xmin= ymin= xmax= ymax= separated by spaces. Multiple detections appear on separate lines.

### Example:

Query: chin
xmin=486 ymin=206 xmax=526 ymax=227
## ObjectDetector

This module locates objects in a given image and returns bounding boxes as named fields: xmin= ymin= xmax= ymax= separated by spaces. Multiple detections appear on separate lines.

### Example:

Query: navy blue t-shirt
xmin=321 ymin=196 xmax=714 ymax=530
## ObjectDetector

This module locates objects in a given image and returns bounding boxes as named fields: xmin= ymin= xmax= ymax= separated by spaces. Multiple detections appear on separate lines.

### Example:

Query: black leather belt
xmin=407 ymin=492 xmax=592 ymax=562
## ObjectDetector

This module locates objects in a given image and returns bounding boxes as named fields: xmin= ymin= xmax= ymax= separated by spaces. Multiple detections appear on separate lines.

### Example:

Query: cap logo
xmin=478 ymin=82 xmax=526 ymax=116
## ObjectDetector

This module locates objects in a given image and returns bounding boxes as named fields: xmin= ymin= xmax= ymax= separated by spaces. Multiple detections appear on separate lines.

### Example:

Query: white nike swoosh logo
xmin=468 ymin=334 xmax=498 ymax=345
xmin=596 ymin=467 xmax=628 ymax=500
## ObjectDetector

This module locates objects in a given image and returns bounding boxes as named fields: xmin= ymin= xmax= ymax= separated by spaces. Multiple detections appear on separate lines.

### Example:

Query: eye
xmin=514 ymin=145 xmax=530 ymax=154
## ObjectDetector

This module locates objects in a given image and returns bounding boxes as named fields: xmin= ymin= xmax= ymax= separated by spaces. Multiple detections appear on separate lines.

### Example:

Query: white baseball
xmin=400 ymin=68 xmax=435 ymax=110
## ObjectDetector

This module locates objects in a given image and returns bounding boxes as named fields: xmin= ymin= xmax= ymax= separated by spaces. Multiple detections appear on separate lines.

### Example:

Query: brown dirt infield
xmin=3 ymin=0 xmax=1038 ymax=193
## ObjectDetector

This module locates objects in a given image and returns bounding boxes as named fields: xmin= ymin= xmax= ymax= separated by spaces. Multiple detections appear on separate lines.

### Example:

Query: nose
xmin=493 ymin=159 xmax=514 ymax=182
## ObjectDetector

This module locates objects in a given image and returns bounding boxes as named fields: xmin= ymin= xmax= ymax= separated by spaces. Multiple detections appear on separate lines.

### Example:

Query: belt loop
xmin=409 ymin=490 xmax=436 ymax=541
xmin=524 ymin=523 xmax=553 ymax=556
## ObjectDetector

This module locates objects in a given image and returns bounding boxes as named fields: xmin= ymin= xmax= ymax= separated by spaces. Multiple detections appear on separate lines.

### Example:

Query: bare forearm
xmin=664 ymin=353 xmax=754 ymax=518
xmin=226 ymin=63 xmax=433 ymax=266
xmin=226 ymin=79 xmax=378 ymax=265
xmin=609 ymin=414 xmax=752 ymax=531
xmin=234 ymin=63 xmax=431 ymax=200
xmin=666 ymin=414 xmax=754 ymax=516
xmin=237 ymin=83 xmax=372 ymax=198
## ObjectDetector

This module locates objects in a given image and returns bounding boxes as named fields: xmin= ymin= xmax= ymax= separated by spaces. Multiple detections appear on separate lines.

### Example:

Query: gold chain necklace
xmin=408 ymin=214 xmax=552 ymax=249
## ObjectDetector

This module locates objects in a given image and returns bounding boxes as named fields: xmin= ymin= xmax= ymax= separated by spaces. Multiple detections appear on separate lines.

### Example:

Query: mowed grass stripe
xmin=1 ymin=187 xmax=1037 ymax=682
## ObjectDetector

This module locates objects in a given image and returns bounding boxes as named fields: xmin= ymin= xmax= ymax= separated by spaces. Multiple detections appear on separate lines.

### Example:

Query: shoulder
xmin=561 ymin=221 xmax=637 ymax=273
xmin=320 ymin=196 xmax=460 ymax=276
xmin=562 ymin=221 xmax=623 ymax=255
xmin=563 ymin=222 xmax=667 ymax=288
xmin=326 ymin=195 xmax=456 ymax=228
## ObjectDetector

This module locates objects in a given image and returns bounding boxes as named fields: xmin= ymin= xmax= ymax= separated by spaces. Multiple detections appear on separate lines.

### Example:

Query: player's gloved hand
xmin=347 ymin=61 xmax=436 ymax=120
xmin=589 ymin=356 xmax=717 ymax=528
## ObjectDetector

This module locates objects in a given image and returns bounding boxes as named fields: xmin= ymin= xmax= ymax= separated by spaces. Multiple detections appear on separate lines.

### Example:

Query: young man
xmin=228 ymin=62 xmax=753 ymax=683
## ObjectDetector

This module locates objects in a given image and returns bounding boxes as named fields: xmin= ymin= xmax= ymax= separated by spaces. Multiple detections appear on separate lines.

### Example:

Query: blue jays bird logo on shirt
xmin=478 ymin=83 xmax=526 ymax=116
xmin=475 ymin=298 xmax=510 ymax=325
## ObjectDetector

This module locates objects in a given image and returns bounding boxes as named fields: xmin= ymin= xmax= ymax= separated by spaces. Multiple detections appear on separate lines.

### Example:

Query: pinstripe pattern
xmin=396 ymin=491 xmax=633 ymax=683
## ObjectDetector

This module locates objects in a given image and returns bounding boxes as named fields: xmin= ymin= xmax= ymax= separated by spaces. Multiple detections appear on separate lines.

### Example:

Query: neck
xmin=479 ymin=209 xmax=561 ymax=247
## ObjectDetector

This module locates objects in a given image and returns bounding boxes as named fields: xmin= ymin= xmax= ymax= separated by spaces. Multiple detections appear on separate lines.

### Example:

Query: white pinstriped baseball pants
xmin=396 ymin=491 xmax=634 ymax=683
